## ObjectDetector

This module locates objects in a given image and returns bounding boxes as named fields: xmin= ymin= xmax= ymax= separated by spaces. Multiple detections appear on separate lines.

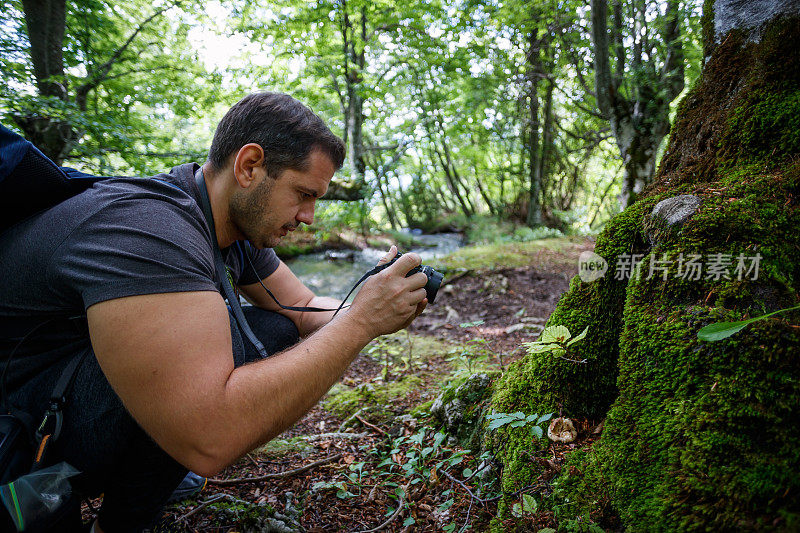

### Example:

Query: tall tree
xmin=0 ymin=0 xmax=210 ymax=170
xmin=489 ymin=0 xmax=800 ymax=529
xmin=591 ymin=0 xmax=686 ymax=207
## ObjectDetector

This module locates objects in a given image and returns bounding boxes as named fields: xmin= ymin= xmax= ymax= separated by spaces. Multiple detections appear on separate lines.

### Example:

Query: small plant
xmin=367 ymin=332 xmax=415 ymax=381
xmin=447 ymin=320 xmax=507 ymax=373
xmin=697 ymin=303 xmax=800 ymax=341
xmin=522 ymin=325 xmax=589 ymax=363
xmin=485 ymin=411 xmax=553 ymax=439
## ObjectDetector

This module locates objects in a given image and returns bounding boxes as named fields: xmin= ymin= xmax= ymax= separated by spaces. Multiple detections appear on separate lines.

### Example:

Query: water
xmin=284 ymin=233 xmax=464 ymax=299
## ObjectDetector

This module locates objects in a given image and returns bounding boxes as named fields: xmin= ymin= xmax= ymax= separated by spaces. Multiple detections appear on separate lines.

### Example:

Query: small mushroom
xmin=547 ymin=417 xmax=578 ymax=443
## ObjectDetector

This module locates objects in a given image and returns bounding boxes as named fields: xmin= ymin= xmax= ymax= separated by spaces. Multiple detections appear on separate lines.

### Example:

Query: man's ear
xmin=232 ymin=143 xmax=266 ymax=189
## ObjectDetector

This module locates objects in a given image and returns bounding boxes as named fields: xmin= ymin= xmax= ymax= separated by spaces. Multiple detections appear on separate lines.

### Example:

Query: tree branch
xmin=77 ymin=0 xmax=180 ymax=97
xmin=208 ymin=454 xmax=343 ymax=486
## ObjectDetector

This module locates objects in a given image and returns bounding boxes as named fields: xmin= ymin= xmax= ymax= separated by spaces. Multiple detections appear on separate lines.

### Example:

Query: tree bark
xmin=591 ymin=0 xmax=684 ymax=208
xmin=526 ymin=27 xmax=543 ymax=227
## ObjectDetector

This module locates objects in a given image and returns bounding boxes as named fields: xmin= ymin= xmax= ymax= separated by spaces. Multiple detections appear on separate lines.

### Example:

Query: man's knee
xmin=241 ymin=307 xmax=300 ymax=356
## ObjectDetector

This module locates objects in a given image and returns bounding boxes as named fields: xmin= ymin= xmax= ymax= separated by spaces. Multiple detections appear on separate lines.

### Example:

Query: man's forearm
xmin=297 ymin=295 xmax=343 ymax=336
xmin=195 ymin=310 xmax=371 ymax=474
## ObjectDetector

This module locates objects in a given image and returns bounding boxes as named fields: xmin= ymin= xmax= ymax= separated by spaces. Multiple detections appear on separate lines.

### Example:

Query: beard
xmin=229 ymin=176 xmax=283 ymax=249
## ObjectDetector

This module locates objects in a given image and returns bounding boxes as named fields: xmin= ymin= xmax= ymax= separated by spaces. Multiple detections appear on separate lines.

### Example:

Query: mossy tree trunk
xmin=490 ymin=1 xmax=800 ymax=530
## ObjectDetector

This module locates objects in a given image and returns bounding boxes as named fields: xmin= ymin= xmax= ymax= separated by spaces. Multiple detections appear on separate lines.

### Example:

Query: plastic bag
xmin=0 ymin=462 xmax=79 ymax=531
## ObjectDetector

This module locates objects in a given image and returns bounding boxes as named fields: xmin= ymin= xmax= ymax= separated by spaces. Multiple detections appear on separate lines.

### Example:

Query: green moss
xmin=721 ymin=88 xmax=800 ymax=169
xmin=410 ymin=399 xmax=434 ymax=419
xmin=273 ymin=241 xmax=317 ymax=259
xmin=199 ymin=500 xmax=276 ymax=528
xmin=489 ymin=198 xmax=656 ymax=423
xmin=545 ymin=448 xmax=619 ymax=531
xmin=486 ymin=200 xmax=662 ymax=531
xmin=323 ymin=376 xmax=424 ymax=421
xmin=492 ymin=106 xmax=800 ymax=533
xmin=254 ymin=437 xmax=314 ymax=459
xmin=439 ymin=236 xmax=591 ymax=272
xmin=599 ymin=299 xmax=800 ymax=530
xmin=539 ymin=165 xmax=800 ymax=530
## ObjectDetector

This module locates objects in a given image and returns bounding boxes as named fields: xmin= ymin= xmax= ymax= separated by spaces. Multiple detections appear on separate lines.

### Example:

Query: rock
xmin=648 ymin=194 xmax=702 ymax=245
xmin=444 ymin=305 xmax=460 ymax=323
xmin=505 ymin=323 xmax=526 ymax=334
xmin=475 ymin=457 xmax=496 ymax=483
xmin=324 ymin=249 xmax=355 ymax=262
xmin=651 ymin=194 xmax=701 ymax=228
xmin=430 ymin=372 xmax=495 ymax=447
xmin=262 ymin=517 xmax=298 ymax=533
xmin=547 ymin=417 xmax=578 ymax=443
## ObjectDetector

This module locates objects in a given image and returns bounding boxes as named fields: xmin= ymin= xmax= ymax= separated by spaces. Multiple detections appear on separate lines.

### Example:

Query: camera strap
xmin=194 ymin=169 xmax=268 ymax=359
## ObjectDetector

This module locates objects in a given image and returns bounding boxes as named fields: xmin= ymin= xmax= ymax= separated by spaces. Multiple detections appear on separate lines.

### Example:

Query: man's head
xmin=206 ymin=92 xmax=345 ymax=248
xmin=208 ymin=92 xmax=344 ymax=178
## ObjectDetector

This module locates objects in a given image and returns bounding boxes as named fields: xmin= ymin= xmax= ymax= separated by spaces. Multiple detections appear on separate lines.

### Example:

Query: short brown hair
xmin=207 ymin=92 xmax=345 ymax=177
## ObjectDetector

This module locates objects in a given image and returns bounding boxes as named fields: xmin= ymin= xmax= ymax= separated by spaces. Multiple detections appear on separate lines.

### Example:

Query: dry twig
xmin=303 ymin=432 xmax=368 ymax=442
xmin=354 ymin=487 xmax=407 ymax=533
xmin=209 ymin=454 xmax=343 ymax=486
xmin=356 ymin=414 xmax=389 ymax=436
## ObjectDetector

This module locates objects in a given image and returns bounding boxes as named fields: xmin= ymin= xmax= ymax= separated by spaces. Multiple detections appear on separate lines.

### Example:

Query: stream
xmin=284 ymin=233 xmax=464 ymax=299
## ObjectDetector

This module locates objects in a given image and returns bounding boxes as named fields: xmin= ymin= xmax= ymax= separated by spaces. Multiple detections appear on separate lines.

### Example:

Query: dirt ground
xmin=113 ymin=237 xmax=597 ymax=532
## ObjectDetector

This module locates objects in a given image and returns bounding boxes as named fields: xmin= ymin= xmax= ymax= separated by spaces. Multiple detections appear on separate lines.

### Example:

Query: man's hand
xmin=347 ymin=246 xmax=428 ymax=338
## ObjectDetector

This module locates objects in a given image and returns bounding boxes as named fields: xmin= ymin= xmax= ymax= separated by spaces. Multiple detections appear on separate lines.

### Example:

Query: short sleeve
xmin=47 ymin=196 xmax=217 ymax=309
xmin=235 ymin=242 xmax=280 ymax=285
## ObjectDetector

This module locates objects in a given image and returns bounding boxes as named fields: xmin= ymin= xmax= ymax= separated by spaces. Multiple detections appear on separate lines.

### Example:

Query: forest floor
xmin=123 ymin=236 xmax=597 ymax=532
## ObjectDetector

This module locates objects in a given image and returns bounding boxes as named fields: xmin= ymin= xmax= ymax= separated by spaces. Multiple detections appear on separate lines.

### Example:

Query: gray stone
xmin=715 ymin=0 xmax=800 ymax=44
xmin=431 ymin=373 xmax=495 ymax=447
xmin=651 ymin=194 xmax=702 ymax=228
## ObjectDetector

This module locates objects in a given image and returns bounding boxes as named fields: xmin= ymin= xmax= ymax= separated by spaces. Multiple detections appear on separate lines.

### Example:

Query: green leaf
xmin=531 ymin=426 xmax=543 ymax=439
xmin=698 ymin=304 xmax=800 ymax=341
xmin=522 ymin=494 xmax=538 ymax=513
xmin=448 ymin=456 xmax=464 ymax=467
xmin=403 ymin=517 xmax=416 ymax=526
xmin=537 ymin=413 xmax=554 ymax=424
xmin=541 ymin=325 xmax=571 ymax=344
xmin=524 ymin=342 xmax=563 ymax=354
xmin=697 ymin=320 xmax=751 ymax=341
xmin=566 ymin=326 xmax=589 ymax=346
xmin=512 ymin=502 xmax=523 ymax=518
xmin=459 ymin=320 xmax=485 ymax=328
xmin=462 ymin=467 xmax=474 ymax=478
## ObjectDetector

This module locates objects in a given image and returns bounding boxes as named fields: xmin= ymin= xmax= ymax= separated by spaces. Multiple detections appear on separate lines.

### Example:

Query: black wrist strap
xmin=194 ymin=169 xmax=268 ymax=359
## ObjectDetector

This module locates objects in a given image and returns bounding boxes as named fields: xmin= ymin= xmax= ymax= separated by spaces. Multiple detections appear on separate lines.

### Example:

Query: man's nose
xmin=296 ymin=203 xmax=314 ymax=226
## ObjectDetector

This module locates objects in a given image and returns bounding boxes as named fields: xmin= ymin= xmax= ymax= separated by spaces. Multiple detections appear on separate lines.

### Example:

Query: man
xmin=0 ymin=92 xmax=428 ymax=531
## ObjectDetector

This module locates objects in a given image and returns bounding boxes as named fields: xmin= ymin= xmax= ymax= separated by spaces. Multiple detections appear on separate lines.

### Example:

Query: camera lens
xmin=420 ymin=265 xmax=444 ymax=304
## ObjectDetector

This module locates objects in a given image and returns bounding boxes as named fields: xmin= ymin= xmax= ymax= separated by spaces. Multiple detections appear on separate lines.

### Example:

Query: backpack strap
xmin=32 ymin=351 xmax=88 ymax=470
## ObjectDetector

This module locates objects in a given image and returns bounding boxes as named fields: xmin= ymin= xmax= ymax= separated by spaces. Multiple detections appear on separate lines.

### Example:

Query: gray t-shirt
xmin=0 ymin=162 xmax=279 ymax=391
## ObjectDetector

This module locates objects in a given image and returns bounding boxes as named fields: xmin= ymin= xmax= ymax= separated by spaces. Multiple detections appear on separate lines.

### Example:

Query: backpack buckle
xmin=35 ymin=402 xmax=63 ymax=443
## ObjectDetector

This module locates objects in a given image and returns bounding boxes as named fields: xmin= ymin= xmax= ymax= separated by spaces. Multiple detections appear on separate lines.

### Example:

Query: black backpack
xmin=0 ymin=124 xmax=107 ymax=234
